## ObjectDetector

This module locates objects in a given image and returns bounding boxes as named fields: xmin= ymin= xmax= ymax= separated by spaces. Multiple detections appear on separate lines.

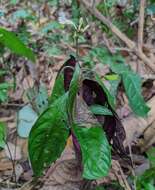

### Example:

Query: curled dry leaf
xmin=123 ymin=95 xmax=155 ymax=146
xmin=42 ymin=159 xmax=83 ymax=190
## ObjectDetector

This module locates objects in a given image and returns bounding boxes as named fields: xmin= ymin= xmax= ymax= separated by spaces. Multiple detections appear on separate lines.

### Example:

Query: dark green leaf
xmin=141 ymin=168 xmax=155 ymax=181
xmin=143 ymin=183 xmax=155 ymax=190
xmin=28 ymin=93 xmax=69 ymax=176
xmin=136 ymin=167 xmax=155 ymax=190
xmin=0 ymin=89 xmax=8 ymax=102
xmin=0 ymin=121 xmax=6 ymax=148
xmin=0 ymin=82 xmax=12 ymax=90
xmin=104 ymin=74 xmax=121 ymax=106
xmin=0 ymin=27 xmax=35 ymax=62
xmin=95 ymin=74 xmax=115 ymax=109
xmin=0 ymin=70 xmax=8 ymax=77
xmin=122 ymin=72 xmax=150 ymax=117
xmin=108 ymin=77 xmax=121 ymax=105
xmin=90 ymin=104 xmax=113 ymax=116
xmin=146 ymin=147 xmax=155 ymax=167
xmin=73 ymin=124 xmax=111 ymax=179
xmin=49 ymin=73 xmax=65 ymax=104
xmin=68 ymin=64 xmax=81 ymax=117
xmin=95 ymin=187 xmax=105 ymax=190
xmin=109 ymin=61 xmax=130 ymax=74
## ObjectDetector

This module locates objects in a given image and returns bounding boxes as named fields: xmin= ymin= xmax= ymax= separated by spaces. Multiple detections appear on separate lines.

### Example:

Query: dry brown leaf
xmin=112 ymin=160 xmax=131 ymax=190
xmin=42 ymin=159 xmax=83 ymax=190
xmin=139 ymin=121 xmax=155 ymax=152
xmin=0 ymin=160 xmax=13 ymax=171
xmin=4 ymin=142 xmax=22 ymax=161
xmin=123 ymin=96 xmax=155 ymax=146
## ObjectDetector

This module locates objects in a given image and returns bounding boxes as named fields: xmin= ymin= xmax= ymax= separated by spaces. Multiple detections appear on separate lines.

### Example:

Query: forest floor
xmin=0 ymin=1 xmax=155 ymax=190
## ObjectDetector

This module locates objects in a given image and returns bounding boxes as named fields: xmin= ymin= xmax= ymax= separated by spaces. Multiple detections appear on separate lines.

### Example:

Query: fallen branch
xmin=138 ymin=0 xmax=145 ymax=51
xmin=79 ymin=0 xmax=155 ymax=72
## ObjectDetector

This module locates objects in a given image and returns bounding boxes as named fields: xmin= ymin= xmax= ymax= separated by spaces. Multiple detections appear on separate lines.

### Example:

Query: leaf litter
xmin=0 ymin=0 xmax=155 ymax=190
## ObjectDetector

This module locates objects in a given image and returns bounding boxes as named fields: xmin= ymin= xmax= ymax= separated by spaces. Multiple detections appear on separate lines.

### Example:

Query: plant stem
xmin=75 ymin=33 xmax=79 ymax=59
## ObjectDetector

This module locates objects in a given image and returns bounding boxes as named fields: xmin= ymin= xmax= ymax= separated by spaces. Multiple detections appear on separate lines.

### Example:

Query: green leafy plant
xmin=0 ymin=27 xmax=35 ymax=103
xmin=28 ymin=57 xmax=112 ymax=179
xmin=27 ymin=10 xmax=149 ymax=184
xmin=28 ymin=46 xmax=150 ymax=181
xmin=133 ymin=146 xmax=155 ymax=190
xmin=136 ymin=167 xmax=155 ymax=190
xmin=82 ymin=47 xmax=150 ymax=117
xmin=0 ymin=27 xmax=35 ymax=62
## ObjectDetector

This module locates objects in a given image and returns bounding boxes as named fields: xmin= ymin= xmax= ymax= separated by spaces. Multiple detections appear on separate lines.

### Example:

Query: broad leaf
xmin=49 ymin=56 xmax=77 ymax=104
xmin=109 ymin=62 xmax=130 ymax=74
xmin=0 ymin=121 xmax=6 ymax=148
xmin=28 ymin=93 xmax=69 ymax=176
xmin=136 ymin=167 xmax=155 ymax=190
xmin=0 ymin=70 xmax=8 ymax=77
xmin=108 ymin=77 xmax=121 ymax=105
xmin=73 ymin=124 xmax=111 ymax=179
xmin=49 ymin=73 xmax=65 ymax=104
xmin=122 ymin=72 xmax=150 ymax=116
xmin=0 ymin=27 xmax=35 ymax=62
xmin=146 ymin=147 xmax=155 ymax=167
xmin=90 ymin=104 xmax=113 ymax=116
xmin=95 ymin=74 xmax=115 ymax=109
xmin=68 ymin=63 xmax=81 ymax=118
xmin=0 ymin=82 xmax=12 ymax=90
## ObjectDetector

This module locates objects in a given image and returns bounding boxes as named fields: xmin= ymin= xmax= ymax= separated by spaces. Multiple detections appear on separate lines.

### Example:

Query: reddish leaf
xmin=64 ymin=55 xmax=76 ymax=91
xmin=82 ymin=79 xmax=126 ymax=155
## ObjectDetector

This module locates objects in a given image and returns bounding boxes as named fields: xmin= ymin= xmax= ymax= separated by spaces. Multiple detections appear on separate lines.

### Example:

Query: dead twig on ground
xmin=138 ymin=0 xmax=145 ymax=52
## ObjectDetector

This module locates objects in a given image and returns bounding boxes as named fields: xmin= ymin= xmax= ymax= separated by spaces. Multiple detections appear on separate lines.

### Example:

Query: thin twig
xmin=138 ymin=0 xmax=146 ymax=51
xmin=128 ymin=142 xmax=137 ymax=190
xmin=5 ymin=141 xmax=17 ymax=185
xmin=79 ymin=0 xmax=155 ymax=72
xmin=19 ymin=180 xmax=38 ymax=190
xmin=0 ymin=103 xmax=26 ymax=108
